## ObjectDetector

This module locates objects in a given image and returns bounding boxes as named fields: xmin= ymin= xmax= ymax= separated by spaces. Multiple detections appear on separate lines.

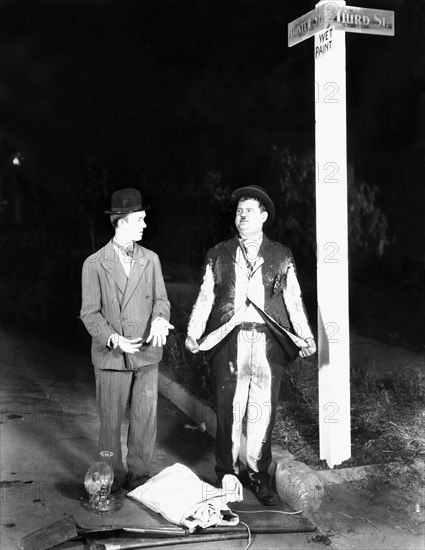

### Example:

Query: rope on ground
xmin=233 ymin=508 xmax=304 ymax=515
xmin=240 ymin=521 xmax=252 ymax=550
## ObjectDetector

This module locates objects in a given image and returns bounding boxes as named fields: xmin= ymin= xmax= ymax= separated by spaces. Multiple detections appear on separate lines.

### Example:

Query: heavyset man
xmin=186 ymin=185 xmax=316 ymax=506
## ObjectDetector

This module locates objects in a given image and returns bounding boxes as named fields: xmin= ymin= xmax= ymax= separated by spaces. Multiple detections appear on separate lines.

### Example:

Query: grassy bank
xmin=162 ymin=329 xmax=425 ymax=469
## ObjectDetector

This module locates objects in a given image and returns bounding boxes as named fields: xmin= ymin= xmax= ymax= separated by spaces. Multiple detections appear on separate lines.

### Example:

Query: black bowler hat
xmin=231 ymin=185 xmax=275 ymax=224
xmin=105 ymin=188 xmax=150 ymax=214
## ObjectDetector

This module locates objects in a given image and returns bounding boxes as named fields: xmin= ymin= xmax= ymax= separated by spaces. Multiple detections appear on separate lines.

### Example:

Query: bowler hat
xmin=105 ymin=188 xmax=150 ymax=214
xmin=231 ymin=185 xmax=275 ymax=224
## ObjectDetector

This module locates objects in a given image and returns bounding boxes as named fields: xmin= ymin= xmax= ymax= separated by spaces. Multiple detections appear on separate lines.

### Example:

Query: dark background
xmin=0 ymin=0 xmax=423 ymax=351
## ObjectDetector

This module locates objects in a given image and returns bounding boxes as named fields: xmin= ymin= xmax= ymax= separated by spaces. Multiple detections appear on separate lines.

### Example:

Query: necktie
xmin=240 ymin=239 xmax=260 ymax=271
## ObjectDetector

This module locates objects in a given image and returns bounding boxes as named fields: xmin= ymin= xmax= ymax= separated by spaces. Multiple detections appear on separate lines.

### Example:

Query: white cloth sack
xmin=127 ymin=463 xmax=243 ymax=532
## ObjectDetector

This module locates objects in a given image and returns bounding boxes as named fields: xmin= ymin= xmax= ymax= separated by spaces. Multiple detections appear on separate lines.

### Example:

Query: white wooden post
xmin=288 ymin=1 xmax=394 ymax=468
xmin=315 ymin=0 xmax=350 ymax=467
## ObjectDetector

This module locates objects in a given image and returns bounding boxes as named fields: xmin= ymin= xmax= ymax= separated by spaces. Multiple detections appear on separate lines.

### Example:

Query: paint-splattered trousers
xmin=211 ymin=323 xmax=290 ymax=483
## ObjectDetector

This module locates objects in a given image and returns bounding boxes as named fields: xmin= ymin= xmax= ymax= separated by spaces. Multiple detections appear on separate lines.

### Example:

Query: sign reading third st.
xmin=289 ymin=3 xmax=395 ymax=47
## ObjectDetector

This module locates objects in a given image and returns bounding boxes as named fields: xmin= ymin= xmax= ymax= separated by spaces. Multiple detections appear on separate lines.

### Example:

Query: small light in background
xmin=12 ymin=154 xmax=22 ymax=166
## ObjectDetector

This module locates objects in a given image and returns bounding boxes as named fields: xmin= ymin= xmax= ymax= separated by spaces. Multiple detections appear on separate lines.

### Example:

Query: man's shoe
xmin=250 ymin=480 xmax=277 ymax=506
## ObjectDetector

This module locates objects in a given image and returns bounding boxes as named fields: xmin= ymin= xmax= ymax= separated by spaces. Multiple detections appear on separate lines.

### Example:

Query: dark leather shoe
xmin=250 ymin=480 xmax=277 ymax=506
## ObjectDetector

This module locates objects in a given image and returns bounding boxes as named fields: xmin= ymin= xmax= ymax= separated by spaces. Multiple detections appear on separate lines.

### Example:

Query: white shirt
xmin=113 ymin=239 xmax=134 ymax=277
xmin=238 ymin=234 xmax=265 ymax=323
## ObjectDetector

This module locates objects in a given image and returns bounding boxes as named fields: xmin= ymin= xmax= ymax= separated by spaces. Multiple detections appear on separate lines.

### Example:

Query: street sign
xmin=288 ymin=7 xmax=325 ymax=47
xmin=288 ymin=3 xmax=394 ymax=46
xmin=328 ymin=5 xmax=394 ymax=36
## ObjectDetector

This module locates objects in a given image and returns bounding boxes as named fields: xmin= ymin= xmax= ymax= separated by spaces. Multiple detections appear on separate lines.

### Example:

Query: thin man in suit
xmin=80 ymin=188 xmax=173 ymax=492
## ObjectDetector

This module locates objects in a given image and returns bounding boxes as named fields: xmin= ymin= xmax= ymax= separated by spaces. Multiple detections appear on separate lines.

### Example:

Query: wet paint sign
xmin=315 ymin=27 xmax=335 ymax=59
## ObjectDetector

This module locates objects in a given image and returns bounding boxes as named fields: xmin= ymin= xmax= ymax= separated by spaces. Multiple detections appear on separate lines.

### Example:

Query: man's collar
xmin=113 ymin=237 xmax=134 ymax=257
xmin=239 ymin=232 xmax=263 ymax=244
xmin=113 ymin=235 xmax=134 ymax=248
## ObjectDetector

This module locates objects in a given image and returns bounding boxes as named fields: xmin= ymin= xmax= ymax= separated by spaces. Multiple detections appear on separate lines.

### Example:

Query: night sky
xmin=0 ymin=0 xmax=423 ymax=346
xmin=1 ymin=0 xmax=423 ymax=241
xmin=0 ymin=1 xmax=423 ymax=211
xmin=0 ymin=0 xmax=319 ymax=175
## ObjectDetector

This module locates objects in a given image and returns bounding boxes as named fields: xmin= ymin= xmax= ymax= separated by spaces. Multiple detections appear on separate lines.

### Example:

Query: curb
xmin=158 ymin=369 xmax=217 ymax=437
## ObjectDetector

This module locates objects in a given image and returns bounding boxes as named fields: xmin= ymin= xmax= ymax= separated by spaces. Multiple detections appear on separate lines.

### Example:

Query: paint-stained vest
xmin=204 ymin=236 xmax=294 ymax=335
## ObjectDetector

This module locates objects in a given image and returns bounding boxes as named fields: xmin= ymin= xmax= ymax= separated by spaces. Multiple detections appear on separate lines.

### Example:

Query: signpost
xmin=288 ymin=2 xmax=394 ymax=46
xmin=288 ymin=1 xmax=394 ymax=468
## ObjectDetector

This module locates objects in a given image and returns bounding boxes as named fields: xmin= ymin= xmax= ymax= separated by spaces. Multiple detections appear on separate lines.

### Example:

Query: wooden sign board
xmin=327 ymin=5 xmax=395 ymax=36
xmin=315 ymin=27 xmax=335 ymax=59
xmin=288 ymin=6 xmax=326 ymax=47
xmin=289 ymin=3 xmax=394 ymax=46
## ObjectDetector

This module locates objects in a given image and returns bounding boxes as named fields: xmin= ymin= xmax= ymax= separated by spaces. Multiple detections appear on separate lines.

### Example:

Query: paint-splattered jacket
xmin=187 ymin=234 xmax=314 ymax=355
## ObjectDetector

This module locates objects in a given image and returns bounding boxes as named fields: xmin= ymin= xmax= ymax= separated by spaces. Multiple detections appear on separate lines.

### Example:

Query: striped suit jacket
xmin=80 ymin=240 xmax=170 ymax=370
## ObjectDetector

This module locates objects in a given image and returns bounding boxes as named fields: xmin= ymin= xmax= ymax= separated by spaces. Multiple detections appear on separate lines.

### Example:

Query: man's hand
xmin=111 ymin=335 xmax=143 ymax=354
xmin=299 ymin=337 xmax=317 ymax=358
xmin=146 ymin=317 xmax=175 ymax=347
xmin=185 ymin=336 xmax=200 ymax=354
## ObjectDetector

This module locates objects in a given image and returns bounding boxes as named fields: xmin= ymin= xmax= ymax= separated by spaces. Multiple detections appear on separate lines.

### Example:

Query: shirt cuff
xmin=107 ymin=334 xmax=118 ymax=349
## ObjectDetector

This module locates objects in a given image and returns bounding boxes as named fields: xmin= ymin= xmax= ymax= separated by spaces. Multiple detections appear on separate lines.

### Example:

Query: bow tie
xmin=114 ymin=240 xmax=134 ymax=258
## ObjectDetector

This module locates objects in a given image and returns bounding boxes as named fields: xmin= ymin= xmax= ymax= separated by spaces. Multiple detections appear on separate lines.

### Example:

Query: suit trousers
xmin=211 ymin=325 xmax=288 ymax=483
xmin=94 ymin=363 xmax=158 ymax=485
